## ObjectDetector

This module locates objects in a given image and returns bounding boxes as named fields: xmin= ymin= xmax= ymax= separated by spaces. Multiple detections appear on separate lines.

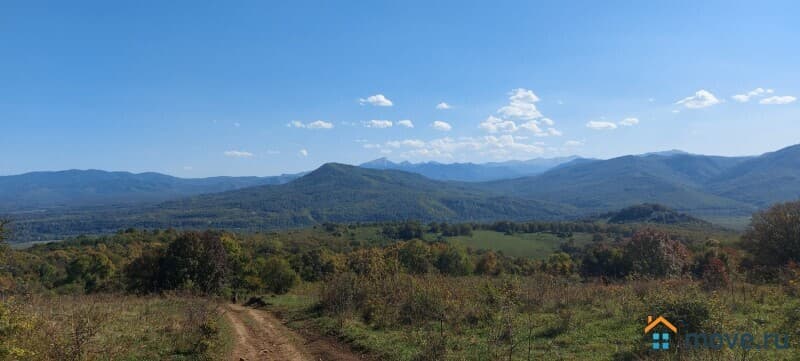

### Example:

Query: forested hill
xmin=479 ymin=145 xmax=800 ymax=216
xmin=9 ymin=163 xmax=573 ymax=240
xmin=0 ymin=169 xmax=301 ymax=212
xmin=5 ymin=144 xmax=800 ymax=242
xmin=360 ymin=156 xmax=581 ymax=182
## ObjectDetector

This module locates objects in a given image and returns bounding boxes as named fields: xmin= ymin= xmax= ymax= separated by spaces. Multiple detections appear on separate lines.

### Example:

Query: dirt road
xmin=225 ymin=304 xmax=365 ymax=361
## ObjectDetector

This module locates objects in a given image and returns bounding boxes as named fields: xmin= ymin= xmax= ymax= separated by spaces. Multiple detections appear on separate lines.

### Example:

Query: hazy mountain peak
xmin=638 ymin=149 xmax=691 ymax=157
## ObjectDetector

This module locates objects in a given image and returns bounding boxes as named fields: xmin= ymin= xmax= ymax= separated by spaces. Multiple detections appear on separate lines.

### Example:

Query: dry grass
xmin=2 ymin=293 xmax=231 ymax=361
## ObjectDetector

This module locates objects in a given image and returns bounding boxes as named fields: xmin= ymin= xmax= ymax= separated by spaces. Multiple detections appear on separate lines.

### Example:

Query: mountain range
xmin=0 ymin=170 xmax=301 ymax=212
xmin=4 ymin=144 xmax=800 ymax=241
xmin=360 ymin=156 xmax=583 ymax=182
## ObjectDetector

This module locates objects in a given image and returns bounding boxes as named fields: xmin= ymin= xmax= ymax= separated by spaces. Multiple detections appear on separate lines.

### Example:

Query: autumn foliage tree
xmin=153 ymin=231 xmax=229 ymax=294
xmin=624 ymin=229 xmax=690 ymax=278
xmin=742 ymin=200 xmax=800 ymax=268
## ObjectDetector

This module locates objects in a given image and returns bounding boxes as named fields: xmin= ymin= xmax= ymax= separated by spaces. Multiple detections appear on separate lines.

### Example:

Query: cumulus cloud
xmin=298 ymin=149 xmax=308 ymax=157
xmin=618 ymin=117 xmax=639 ymax=126
xmin=386 ymin=139 xmax=426 ymax=148
xmin=478 ymin=89 xmax=562 ymax=137
xmin=359 ymin=94 xmax=393 ymax=106
xmin=564 ymin=140 xmax=584 ymax=147
xmin=224 ymin=150 xmax=254 ymax=158
xmin=381 ymin=135 xmax=545 ymax=160
xmin=436 ymin=102 xmax=452 ymax=110
xmin=397 ymin=119 xmax=414 ymax=128
xmin=544 ymin=128 xmax=563 ymax=136
xmin=480 ymin=116 xmax=517 ymax=133
xmin=586 ymin=121 xmax=618 ymax=130
xmin=675 ymin=89 xmax=721 ymax=109
xmin=432 ymin=120 xmax=452 ymax=131
xmin=760 ymin=95 xmax=797 ymax=105
xmin=732 ymin=88 xmax=774 ymax=103
xmin=365 ymin=119 xmax=393 ymax=128
xmin=518 ymin=120 xmax=541 ymax=133
xmin=288 ymin=120 xmax=334 ymax=129
xmin=498 ymin=88 xmax=542 ymax=119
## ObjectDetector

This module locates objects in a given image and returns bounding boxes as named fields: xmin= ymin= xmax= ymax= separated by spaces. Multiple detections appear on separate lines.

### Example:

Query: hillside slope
xmin=0 ymin=170 xmax=300 ymax=211
xmin=360 ymin=156 xmax=580 ymax=182
xmin=11 ymin=164 xmax=572 ymax=240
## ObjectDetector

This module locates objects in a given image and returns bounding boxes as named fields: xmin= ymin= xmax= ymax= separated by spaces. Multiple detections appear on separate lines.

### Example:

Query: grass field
xmin=446 ymin=230 xmax=594 ymax=259
xmin=3 ymin=294 xmax=231 ymax=361
xmin=265 ymin=278 xmax=800 ymax=361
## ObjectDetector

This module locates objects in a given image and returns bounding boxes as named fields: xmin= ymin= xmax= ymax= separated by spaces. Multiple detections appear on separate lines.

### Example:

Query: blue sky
xmin=2 ymin=1 xmax=799 ymax=177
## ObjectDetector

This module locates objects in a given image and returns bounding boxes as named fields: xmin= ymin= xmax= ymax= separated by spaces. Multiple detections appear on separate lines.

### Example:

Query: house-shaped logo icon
xmin=644 ymin=315 xmax=677 ymax=350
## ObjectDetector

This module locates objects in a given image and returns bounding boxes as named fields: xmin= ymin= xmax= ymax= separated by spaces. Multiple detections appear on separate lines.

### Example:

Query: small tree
xmin=743 ymin=200 xmax=800 ymax=268
xmin=259 ymin=256 xmax=299 ymax=294
xmin=436 ymin=244 xmax=473 ymax=276
xmin=624 ymin=229 xmax=689 ymax=278
xmin=398 ymin=240 xmax=433 ymax=274
xmin=158 ymin=231 xmax=229 ymax=294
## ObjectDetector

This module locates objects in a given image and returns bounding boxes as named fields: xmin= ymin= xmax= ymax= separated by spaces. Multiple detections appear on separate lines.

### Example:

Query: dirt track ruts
xmin=225 ymin=304 xmax=365 ymax=361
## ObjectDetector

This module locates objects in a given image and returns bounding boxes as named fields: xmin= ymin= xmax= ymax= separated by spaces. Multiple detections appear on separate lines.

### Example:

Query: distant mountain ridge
xmin=5 ymin=144 xmax=800 ymax=242
xmin=0 ymin=169 xmax=301 ymax=212
xmin=479 ymin=145 xmax=800 ymax=217
xmin=360 ymin=156 xmax=582 ymax=181
xmin=10 ymin=163 xmax=573 ymax=239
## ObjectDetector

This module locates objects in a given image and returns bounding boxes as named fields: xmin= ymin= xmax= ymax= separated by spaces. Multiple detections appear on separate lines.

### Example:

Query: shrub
xmin=700 ymin=257 xmax=730 ymax=291
xmin=259 ymin=256 xmax=300 ymax=294
xmin=644 ymin=283 xmax=723 ymax=335
xmin=397 ymin=240 xmax=433 ymax=275
xmin=624 ymin=229 xmax=690 ymax=278
xmin=743 ymin=200 xmax=800 ymax=269
xmin=157 ymin=231 xmax=229 ymax=294
xmin=435 ymin=244 xmax=473 ymax=276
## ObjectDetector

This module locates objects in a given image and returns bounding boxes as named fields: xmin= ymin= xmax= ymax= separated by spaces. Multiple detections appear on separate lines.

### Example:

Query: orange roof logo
xmin=644 ymin=315 xmax=677 ymax=334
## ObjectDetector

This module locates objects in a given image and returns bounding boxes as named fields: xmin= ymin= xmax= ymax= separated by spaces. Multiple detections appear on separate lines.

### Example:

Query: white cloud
xmin=183 ymin=166 xmax=193 ymax=171
xmin=477 ymin=89 xmax=562 ymax=138
xmin=307 ymin=120 xmax=334 ymax=129
xmin=384 ymin=135 xmax=545 ymax=160
xmin=498 ymin=88 xmax=542 ymax=120
xmin=432 ymin=120 xmax=452 ymax=131
xmin=365 ymin=119 xmax=393 ymax=128
xmin=224 ymin=150 xmax=254 ymax=158
xmin=618 ymin=117 xmax=639 ymax=126
xmin=288 ymin=120 xmax=334 ymax=129
xmin=266 ymin=150 xmax=281 ymax=155
xmin=518 ymin=120 xmax=541 ymax=133
xmin=436 ymin=102 xmax=452 ymax=110
xmin=359 ymin=94 xmax=393 ymax=107
xmin=586 ymin=121 xmax=618 ymax=130
xmin=545 ymin=128 xmax=563 ymax=136
xmin=564 ymin=140 xmax=584 ymax=147
xmin=397 ymin=119 xmax=414 ymax=128
xmin=386 ymin=139 xmax=425 ymax=148
xmin=298 ymin=149 xmax=308 ymax=157
xmin=760 ymin=95 xmax=797 ymax=105
xmin=675 ymin=89 xmax=720 ymax=109
xmin=732 ymin=87 xmax=774 ymax=103
xmin=480 ymin=116 xmax=517 ymax=133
